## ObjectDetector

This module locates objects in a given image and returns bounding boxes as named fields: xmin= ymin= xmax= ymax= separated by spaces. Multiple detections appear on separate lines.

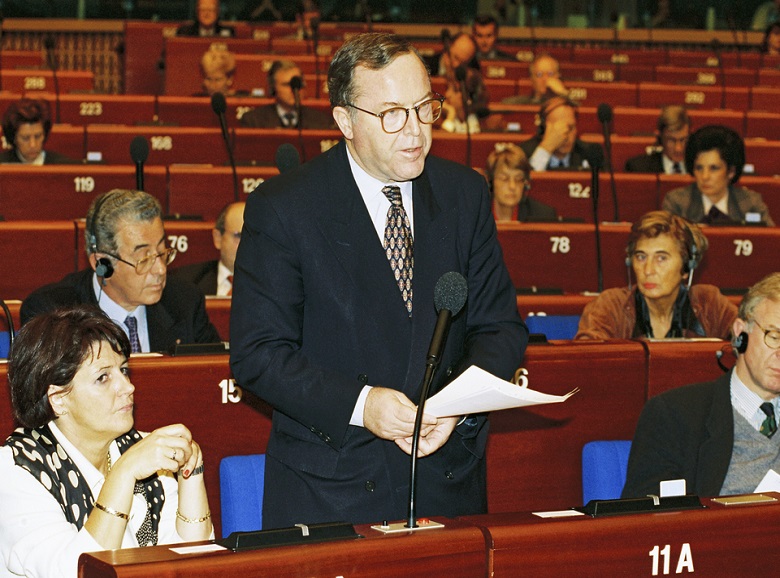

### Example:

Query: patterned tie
xmin=124 ymin=315 xmax=142 ymax=353
xmin=226 ymin=274 xmax=233 ymax=297
xmin=760 ymin=402 xmax=777 ymax=438
xmin=283 ymin=112 xmax=296 ymax=128
xmin=672 ymin=162 xmax=682 ymax=174
xmin=381 ymin=185 xmax=413 ymax=316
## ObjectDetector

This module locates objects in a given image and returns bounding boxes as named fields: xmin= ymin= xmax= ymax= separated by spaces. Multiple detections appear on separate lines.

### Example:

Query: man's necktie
xmin=672 ymin=162 xmax=682 ymax=174
xmin=760 ymin=402 xmax=777 ymax=438
xmin=381 ymin=185 xmax=413 ymax=315
xmin=227 ymin=274 xmax=233 ymax=297
xmin=124 ymin=315 xmax=142 ymax=353
xmin=283 ymin=112 xmax=296 ymax=128
xmin=703 ymin=205 xmax=730 ymax=225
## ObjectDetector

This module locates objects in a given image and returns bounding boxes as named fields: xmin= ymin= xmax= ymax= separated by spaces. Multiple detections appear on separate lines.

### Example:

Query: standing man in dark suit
xmin=623 ymin=272 xmax=780 ymax=499
xmin=625 ymin=106 xmax=690 ymax=174
xmin=21 ymin=189 xmax=221 ymax=351
xmin=171 ymin=201 xmax=245 ymax=296
xmin=230 ymin=33 xmax=527 ymax=529
xmin=239 ymin=60 xmax=335 ymax=129
xmin=176 ymin=0 xmax=235 ymax=37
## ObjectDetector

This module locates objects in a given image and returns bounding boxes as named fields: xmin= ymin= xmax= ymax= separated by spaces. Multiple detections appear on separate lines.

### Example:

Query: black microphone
xmin=596 ymin=103 xmax=619 ymax=221
xmin=310 ymin=16 xmax=321 ymax=98
xmin=590 ymin=159 xmax=604 ymax=293
xmin=275 ymin=143 xmax=301 ymax=174
xmin=130 ymin=136 xmax=149 ymax=191
xmin=1 ymin=298 xmax=15 ymax=354
xmin=211 ymin=92 xmax=239 ymax=202
xmin=715 ymin=350 xmax=730 ymax=373
xmin=44 ymin=35 xmax=60 ymax=123
xmin=407 ymin=271 xmax=468 ymax=530
xmin=455 ymin=65 xmax=472 ymax=167
xmin=288 ymin=75 xmax=307 ymax=162
xmin=440 ymin=28 xmax=452 ymax=53
xmin=359 ymin=0 xmax=373 ymax=31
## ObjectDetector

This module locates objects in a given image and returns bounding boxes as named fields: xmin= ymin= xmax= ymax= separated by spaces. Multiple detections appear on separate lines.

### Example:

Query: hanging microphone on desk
xmin=455 ymin=65 xmax=472 ymax=167
xmin=211 ymin=92 xmax=239 ymax=202
xmin=44 ymin=35 xmax=60 ymax=123
xmin=289 ymin=75 xmax=308 ymax=162
xmin=406 ymin=271 xmax=468 ymax=530
xmin=130 ymin=136 xmax=149 ymax=191
xmin=596 ymin=102 xmax=619 ymax=222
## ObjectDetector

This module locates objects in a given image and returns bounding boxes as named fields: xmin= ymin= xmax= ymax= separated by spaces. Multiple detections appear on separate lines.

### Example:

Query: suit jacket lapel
xmin=699 ymin=373 xmax=735 ymax=495
xmin=146 ymin=301 xmax=177 ymax=352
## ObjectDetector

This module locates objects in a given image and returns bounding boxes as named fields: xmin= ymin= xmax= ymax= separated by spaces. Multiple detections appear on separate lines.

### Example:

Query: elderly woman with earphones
xmin=575 ymin=210 xmax=737 ymax=340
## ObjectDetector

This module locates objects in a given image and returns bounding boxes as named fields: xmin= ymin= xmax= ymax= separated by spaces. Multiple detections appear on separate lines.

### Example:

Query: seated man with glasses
xmin=623 ymin=272 xmax=780 ymax=500
xmin=21 ymin=189 xmax=221 ymax=352
xmin=170 ymin=201 xmax=244 ymax=296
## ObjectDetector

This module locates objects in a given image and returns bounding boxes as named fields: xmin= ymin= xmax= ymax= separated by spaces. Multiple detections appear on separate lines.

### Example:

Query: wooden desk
xmin=643 ymin=340 xmax=733 ymax=399
xmin=78 ymin=518 xmax=486 ymax=578
xmin=467 ymin=494 xmax=780 ymax=576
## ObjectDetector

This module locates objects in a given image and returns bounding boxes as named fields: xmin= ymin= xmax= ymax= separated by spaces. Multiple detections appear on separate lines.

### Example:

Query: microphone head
xmin=275 ymin=143 xmax=301 ymax=174
xmin=455 ymin=65 xmax=468 ymax=83
xmin=440 ymin=28 xmax=452 ymax=45
xmin=586 ymin=144 xmax=605 ymax=171
xmin=210 ymin=91 xmax=227 ymax=115
xmin=597 ymin=103 xmax=613 ymax=124
xmin=289 ymin=75 xmax=304 ymax=91
xmin=129 ymin=136 xmax=149 ymax=164
xmin=711 ymin=37 xmax=721 ymax=50
xmin=44 ymin=35 xmax=55 ymax=50
xmin=434 ymin=271 xmax=468 ymax=316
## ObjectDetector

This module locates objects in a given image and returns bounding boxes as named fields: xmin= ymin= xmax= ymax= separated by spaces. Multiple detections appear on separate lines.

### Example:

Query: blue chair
xmin=0 ymin=331 xmax=9 ymax=358
xmin=219 ymin=453 xmax=265 ymax=538
xmin=581 ymin=440 xmax=632 ymax=504
xmin=525 ymin=315 xmax=581 ymax=340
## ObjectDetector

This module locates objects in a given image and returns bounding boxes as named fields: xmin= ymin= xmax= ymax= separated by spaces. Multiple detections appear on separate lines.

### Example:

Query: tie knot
xmin=761 ymin=402 xmax=775 ymax=419
xmin=673 ymin=162 xmax=682 ymax=173
xmin=382 ymin=185 xmax=402 ymax=206
xmin=124 ymin=315 xmax=137 ymax=330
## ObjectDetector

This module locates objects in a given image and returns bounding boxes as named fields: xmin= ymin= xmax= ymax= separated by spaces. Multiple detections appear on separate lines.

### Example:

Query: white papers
xmin=169 ymin=544 xmax=225 ymax=554
xmin=533 ymin=510 xmax=586 ymax=518
xmin=423 ymin=365 xmax=578 ymax=418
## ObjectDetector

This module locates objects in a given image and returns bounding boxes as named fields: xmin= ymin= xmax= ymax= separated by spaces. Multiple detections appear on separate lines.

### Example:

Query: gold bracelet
xmin=176 ymin=509 xmax=211 ymax=524
xmin=94 ymin=502 xmax=129 ymax=520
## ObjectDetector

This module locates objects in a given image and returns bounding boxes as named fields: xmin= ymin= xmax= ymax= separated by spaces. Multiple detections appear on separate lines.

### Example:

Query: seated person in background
xmin=502 ymin=53 xmax=569 ymax=105
xmin=295 ymin=0 xmax=321 ymax=41
xmin=752 ymin=0 xmax=780 ymax=31
xmin=576 ymin=210 xmax=737 ymax=340
xmin=1 ymin=98 xmax=77 ymax=164
xmin=622 ymin=272 xmax=780 ymax=499
xmin=21 ymin=189 xmax=221 ymax=351
xmin=520 ymin=97 xmax=603 ymax=172
xmin=239 ymin=60 xmax=334 ymax=129
xmin=436 ymin=33 xmax=489 ymax=134
xmin=662 ymin=125 xmax=775 ymax=226
xmin=199 ymin=47 xmax=236 ymax=97
xmin=177 ymin=0 xmax=235 ymax=37
xmin=473 ymin=15 xmax=515 ymax=62
xmin=761 ymin=22 xmax=780 ymax=55
xmin=170 ymin=201 xmax=245 ymax=296
xmin=0 ymin=306 xmax=212 ymax=577
xmin=625 ymin=105 xmax=690 ymax=174
xmin=486 ymin=143 xmax=557 ymax=222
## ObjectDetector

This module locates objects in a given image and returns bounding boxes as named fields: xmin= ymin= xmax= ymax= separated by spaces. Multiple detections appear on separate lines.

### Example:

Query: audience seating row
xmin=0 ymin=338 xmax=734 ymax=536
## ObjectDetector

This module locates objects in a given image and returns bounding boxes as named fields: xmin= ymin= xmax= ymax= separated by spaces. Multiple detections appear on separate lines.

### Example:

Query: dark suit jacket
xmin=662 ymin=184 xmax=776 ymax=226
xmin=0 ymin=149 xmax=79 ymax=164
xmin=622 ymin=373 xmax=734 ymax=499
xmin=625 ymin=151 xmax=664 ymax=173
xmin=519 ymin=136 xmax=603 ymax=171
xmin=20 ymin=269 xmax=221 ymax=351
xmin=230 ymin=140 xmax=527 ymax=528
xmin=170 ymin=260 xmax=218 ymax=296
xmin=517 ymin=196 xmax=558 ymax=222
xmin=239 ymin=104 xmax=335 ymax=130
xmin=175 ymin=22 xmax=235 ymax=37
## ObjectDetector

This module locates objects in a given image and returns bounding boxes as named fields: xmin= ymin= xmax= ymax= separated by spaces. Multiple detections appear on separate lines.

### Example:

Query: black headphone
xmin=88 ymin=192 xmax=114 ymax=283
xmin=733 ymin=331 xmax=748 ymax=354
xmin=535 ymin=97 xmax=576 ymax=138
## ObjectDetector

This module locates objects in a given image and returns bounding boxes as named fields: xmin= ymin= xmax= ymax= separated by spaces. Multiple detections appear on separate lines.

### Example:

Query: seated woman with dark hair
xmin=576 ymin=211 xmax=737 ymax=340
xmin=0 ymin=306 xmax=212 ymax=577
xmin=1 ymin=98 xmax=77 ymax=164
xmin=662 ymin=125 xmax=775 ymax=226
xmin=486 ymin=143 xmax=557 ymax=222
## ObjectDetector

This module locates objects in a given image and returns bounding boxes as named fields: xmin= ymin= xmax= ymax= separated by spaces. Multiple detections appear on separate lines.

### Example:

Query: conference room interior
xmin=1 ymin=5 xmax=780 ymax=575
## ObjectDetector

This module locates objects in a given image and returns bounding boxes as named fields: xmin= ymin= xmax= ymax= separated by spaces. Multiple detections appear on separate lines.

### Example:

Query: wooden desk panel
xmin=468 ymin=495 xmax=780 ymax=576
xmin=644 ymin=340 xmax=733 ymax=399
xmin=654 ymin=65 xmax=758 ymax=88
xmin=157 ymin=96 xmax=332 ymax=128
xmin=0 ymin=221 xmax=77 ymax=300
xmin=79 ymin=518 xmax=486 ymax=578
xmin=205 ymin=298 xmax=230 ymax=341
xmin=638 ymin=82 xmax=749 ymax=110
xmin=57 ymin=95 xmax=156 ymax=126
xmin=0 ymin=166 xmax=167 ymax=220
xmin=486 ymin=341 xmax=647 ymax=513
xmin=3 ymin=70 xmax=93 ymax=94
xmin=233 ymin=128 xmax=341 ymax=165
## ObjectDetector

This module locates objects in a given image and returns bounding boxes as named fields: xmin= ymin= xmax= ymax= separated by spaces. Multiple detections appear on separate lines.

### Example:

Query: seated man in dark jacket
xmin=21 ymin=189 xmax=221 ymax=351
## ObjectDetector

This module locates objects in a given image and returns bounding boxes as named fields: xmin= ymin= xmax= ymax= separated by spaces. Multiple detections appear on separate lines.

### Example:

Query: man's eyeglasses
xmin=346 ymin=96 xmax=445 ymax=134
xmin=107 ymin=247 xmax=177 ymax=275
xmin=752 ymin=319 xmax=780 ymax=350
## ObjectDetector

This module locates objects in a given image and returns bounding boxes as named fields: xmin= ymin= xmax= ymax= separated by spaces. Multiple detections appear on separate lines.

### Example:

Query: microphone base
xmin=370 ymin=519 xmax=445 ymax=534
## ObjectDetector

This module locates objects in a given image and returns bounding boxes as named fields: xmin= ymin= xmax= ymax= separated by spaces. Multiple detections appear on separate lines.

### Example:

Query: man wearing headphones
xmin=239 ymin=60 xmax=334 ymax=129
xmin=20 ymin=189 xmax=220 ymax=352
xmin=519 ymin=96 xmax=603 ymax=172
xmin=625 ymin=106 xmax=690 ymax=174
xmin=622 ymin=272 xmax=780 ymax=499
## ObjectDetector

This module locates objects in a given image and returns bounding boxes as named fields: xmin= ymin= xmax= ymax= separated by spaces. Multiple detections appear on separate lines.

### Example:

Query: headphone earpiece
xmin=535 ymin=112 xmax=544 ymax=137
xmin=94 ymin=257 xmax=114 ymax=281
xmin=733 ymin=331 xmax=748 ymax=354
xmin=523 ymin=180 xmax=531 ymax=193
